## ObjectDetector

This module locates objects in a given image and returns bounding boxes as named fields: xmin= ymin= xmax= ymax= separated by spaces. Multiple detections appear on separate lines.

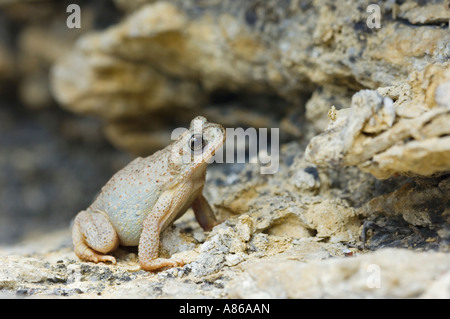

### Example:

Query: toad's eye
xmin=189 ymin=134 xmax=206 ymax=152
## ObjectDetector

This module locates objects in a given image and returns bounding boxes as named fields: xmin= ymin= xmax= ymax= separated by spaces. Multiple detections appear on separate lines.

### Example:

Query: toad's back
xmin=90 ymin=149 xmax=174 ymax=246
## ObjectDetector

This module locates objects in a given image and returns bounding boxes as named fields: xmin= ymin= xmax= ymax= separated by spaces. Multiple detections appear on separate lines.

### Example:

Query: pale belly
xmin=92 ymin=186 xmax=160 ymax=247
xmin=109 ymin=208 xmax=150 ymax=246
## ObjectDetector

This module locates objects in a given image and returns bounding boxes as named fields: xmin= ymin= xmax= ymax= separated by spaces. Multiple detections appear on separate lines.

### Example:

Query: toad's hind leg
xmin=72 ymin=209 xmax=119 ymax=264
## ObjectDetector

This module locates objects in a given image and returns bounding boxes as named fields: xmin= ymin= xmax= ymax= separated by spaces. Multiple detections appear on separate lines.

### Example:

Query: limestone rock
xmin=228 ymin=248 xmax=450 ymax=298
xmin=397 ymin=1 xmax=450 ymax=25
xmin=50 ymin=0 xmax=450 ymax=154
xmin=3 ymin=228 xmax=450 ymax=298
xmin=0 ymin=142 xmax=448 ymax=298
xmin=0 ymin=1 xmax=97 ymax=109
xmin=359 ymin=175 xmax=450 ymax=248
xmin=305 ymin=85 xmax=353 ymax=135
xmin=306 ymin=64 xmax=450 ymax=179
xmin=0 ymin=256 xmax=63 ymax=290
xmin=2 ymin=0 xmax=450 ymax=300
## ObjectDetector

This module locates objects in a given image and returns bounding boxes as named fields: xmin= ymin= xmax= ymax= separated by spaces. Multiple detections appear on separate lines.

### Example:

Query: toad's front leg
xmin=192 ymin=194 xmax=218 ymax=231
xmin=138 ymin=187 xmax=191 ymax=271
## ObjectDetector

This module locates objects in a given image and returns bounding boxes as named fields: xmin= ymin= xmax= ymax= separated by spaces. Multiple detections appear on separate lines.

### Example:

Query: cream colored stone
xmin=307 ymin=64 xmax=450 ymax=179
xmin=50 ymin=1 xmax=450 ymax=154
xmin=228 ymin=249 xmax=450 ymax=298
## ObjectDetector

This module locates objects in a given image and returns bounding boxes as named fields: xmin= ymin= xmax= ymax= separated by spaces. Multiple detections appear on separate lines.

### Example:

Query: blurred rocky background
xmin=0 ymin=0 xmax=132 ymax=244
xmin=0 ymin=0 xmax=449 ymax=298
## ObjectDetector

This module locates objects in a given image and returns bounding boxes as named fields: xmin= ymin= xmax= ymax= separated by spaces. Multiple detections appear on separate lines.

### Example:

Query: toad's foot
xmin=76 ymin=246 xmax=117 ymax=264
xmin=139 ymin=257 xmax=184 ymax=271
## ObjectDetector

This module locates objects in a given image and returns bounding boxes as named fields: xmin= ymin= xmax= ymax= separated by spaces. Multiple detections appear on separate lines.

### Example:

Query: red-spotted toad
xmin=72 ymin=116 xmax=225 ymax=271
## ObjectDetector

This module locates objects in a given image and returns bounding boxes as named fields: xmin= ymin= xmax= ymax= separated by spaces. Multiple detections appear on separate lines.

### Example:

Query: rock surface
xmin=0 ymin=0 xmax=449 ymax=299
xmin=1 ymin=226 xmax=450 ymax=298
xmin=0 ymin=0 xmax=122 ymax=109
xmin=306 ymin=64 xmax=450 ymax=179
xmin=50 ymin=0 xmax=450 ymax=154
xmin=228 ymin=248 xmax=450 ymax=298
xmin=1 ymin=143 xmax=449 ymax=298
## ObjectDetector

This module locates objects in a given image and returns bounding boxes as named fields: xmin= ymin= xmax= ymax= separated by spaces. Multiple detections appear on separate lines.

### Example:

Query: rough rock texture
xmin=306 ymin=63 xmax=450 ymax=179
xmin=0 ymin=0 xmax=122 ymax=109
xmin=1 ymin=0 xmax=449 ymax=299
xmin=227 ymin=248 xmax=450 ymax=298
xmin=1 ymin=143 xmax=449 ymax=298
xmin=0 ymin=1 xmax=130 ymax=243
xmin=1 ymin=221 xmax=449 ymax=298
xmin=51 ymin=0 xmax=450 ymax=154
